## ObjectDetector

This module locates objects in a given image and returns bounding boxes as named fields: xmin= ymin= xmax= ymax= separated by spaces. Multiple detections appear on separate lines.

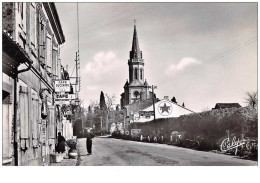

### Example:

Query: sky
xmin=55 ymin=2 xmax=257 ymax=112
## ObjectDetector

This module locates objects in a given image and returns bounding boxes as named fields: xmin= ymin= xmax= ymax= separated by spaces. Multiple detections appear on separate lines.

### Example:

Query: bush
xmin=111 ymin=129 xmax=122 ymax=138
xmin=66 ymin=139 xmax=77 ymax=149
xmin=131 ymin=106 xmax=257 ymax=153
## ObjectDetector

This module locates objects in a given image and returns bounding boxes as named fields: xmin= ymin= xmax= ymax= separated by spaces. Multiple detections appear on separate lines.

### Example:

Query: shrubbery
xmin=123 ymin=106 xmax=258 ymax=157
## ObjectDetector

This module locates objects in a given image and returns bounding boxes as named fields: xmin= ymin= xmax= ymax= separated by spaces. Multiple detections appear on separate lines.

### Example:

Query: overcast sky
xmin=56 ymin=2 xmax=257 ymax=112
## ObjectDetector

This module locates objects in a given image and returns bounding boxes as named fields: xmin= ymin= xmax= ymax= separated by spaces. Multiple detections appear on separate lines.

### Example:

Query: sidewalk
xmin=48 ymin=157 xmax=78 ymax=166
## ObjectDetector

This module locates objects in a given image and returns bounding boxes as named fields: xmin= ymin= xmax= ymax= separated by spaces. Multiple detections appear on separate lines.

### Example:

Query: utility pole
xmin=151 ymin=85 xmax=157 ymax=121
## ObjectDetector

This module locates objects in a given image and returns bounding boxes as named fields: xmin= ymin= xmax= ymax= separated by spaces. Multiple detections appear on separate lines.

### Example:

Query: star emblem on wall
xmin=160 ymin=103 xmax=170 ymax=113
xmin=158 ymin=101 xmax=172 ymax=116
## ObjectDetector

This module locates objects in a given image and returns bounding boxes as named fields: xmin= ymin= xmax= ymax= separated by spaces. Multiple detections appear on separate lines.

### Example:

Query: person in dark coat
xmin=86 ymin=129 xmax=94 ymax=155
xmin=56 ymin=132 xmax=66 ymax=153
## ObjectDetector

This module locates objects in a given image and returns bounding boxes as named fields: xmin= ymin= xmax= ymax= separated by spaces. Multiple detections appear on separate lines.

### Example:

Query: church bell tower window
xmin=140 ymin=69 xmax=143 ymax=80
xmin=135 ymin=68 xmax=138 ymax=79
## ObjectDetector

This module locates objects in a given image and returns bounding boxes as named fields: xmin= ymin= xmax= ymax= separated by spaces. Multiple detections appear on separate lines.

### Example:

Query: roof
xmin=214 ymin=103 xmax=241 ymax=109
xmin=43 ymin=3 xmax=65 ymax=44
xmin=153 ymin=99 xmax=195 ymax=113
xmin=125 ymin=98 xmax=160 ymax=115
xmin=129 ymin=23 xmax=142 ymax=60
xmin=124 ymin=80 xmax=129 ymax=88
xmin=129 ymin=79 xmax=144 ymax=87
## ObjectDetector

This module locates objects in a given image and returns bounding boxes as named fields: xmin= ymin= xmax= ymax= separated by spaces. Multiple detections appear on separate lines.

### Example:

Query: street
xmin=76 ymin=137 xmax=257 ymax=166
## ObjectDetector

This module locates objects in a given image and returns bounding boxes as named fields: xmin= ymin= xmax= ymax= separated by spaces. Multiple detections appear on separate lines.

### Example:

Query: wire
xmin=206 ymin=37 xmax=257 ymax=64
xmin=177 ymin=37 xmax=257 ymax=75
xmin=65 ymin=4 xmax=160 ymax=42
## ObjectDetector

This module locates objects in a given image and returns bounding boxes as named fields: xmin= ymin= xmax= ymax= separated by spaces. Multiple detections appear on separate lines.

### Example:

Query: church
xmin=120 ymin=22 xmax=154 ymax=108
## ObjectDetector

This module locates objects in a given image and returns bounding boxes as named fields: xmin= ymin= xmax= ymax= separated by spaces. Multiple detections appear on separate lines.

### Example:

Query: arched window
xmin=140 ymin=69 xmax=143 ymax=80
xmin=135 ymin=68 xmax=138 ymax=79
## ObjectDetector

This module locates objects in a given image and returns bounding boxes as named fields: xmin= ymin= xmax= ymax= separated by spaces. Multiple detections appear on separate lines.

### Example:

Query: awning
xmin=2 ymin=30 xmax=33 ymax=78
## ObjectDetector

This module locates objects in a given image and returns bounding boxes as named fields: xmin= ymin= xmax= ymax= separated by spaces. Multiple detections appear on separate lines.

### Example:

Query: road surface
xmin=76 ymin=137 xmax=257 ymax=166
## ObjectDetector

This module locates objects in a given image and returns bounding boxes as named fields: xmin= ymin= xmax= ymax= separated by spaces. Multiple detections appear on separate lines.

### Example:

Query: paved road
xmin=77 ymin=137 xmax=257 ymax=166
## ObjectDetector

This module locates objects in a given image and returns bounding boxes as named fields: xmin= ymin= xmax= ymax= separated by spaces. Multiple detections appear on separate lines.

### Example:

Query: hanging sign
xmin=41 ymin=120 xmax=47 ymax=144
xmin=54 ymin=80 xmax=70 ymax=92
xmin=55 ymin=100 xmax=71 ymax=105
xmin=55 ymin=93 xmax=76 ymax=100
xmin=54 ymin=94 xmax=75 ymax=105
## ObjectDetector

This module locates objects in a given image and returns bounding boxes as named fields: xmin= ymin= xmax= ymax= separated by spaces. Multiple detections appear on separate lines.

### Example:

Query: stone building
xmin=2 ymin=2 xmax=66 ymax=166
xmin=120 ymin=23 xmax=154 ymax=108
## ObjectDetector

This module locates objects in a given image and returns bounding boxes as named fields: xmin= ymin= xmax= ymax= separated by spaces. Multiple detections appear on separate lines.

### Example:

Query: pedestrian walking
xmin=86 ymin=129 xmax=95 ymax=155
xmin=56 ymin=132 xmax=66 ymax=153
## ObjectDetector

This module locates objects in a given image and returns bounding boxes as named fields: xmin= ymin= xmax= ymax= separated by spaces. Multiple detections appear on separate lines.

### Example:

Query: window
xmin=140 ymin=69 xmax=143 ymax=80
xmin=134 ymin=68 xmax=138 ymax=80
xmin=19 ymin=80 xmax=29 ymax=148
xmin=31 ymin=89 xmax=39 ymax=147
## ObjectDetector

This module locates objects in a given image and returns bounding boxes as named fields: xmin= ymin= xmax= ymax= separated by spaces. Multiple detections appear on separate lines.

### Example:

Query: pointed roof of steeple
xmin=130 ymin=20 xmax=142 ymax=60
xmin=124 ymin=80 xmax=129 ymax=88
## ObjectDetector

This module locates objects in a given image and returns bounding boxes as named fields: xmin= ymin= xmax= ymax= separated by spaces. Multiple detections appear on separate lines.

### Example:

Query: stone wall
xmin=2 ymin=3 xmax=14 ymax=34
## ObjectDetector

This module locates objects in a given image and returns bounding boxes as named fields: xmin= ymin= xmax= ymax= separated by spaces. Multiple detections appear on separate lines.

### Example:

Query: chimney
xmin=164 ymin=96 xmax=169 ymax=100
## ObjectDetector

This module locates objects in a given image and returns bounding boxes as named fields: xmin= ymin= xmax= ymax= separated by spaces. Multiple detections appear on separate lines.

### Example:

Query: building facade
xmin=120 ymin=23 xmax=153 ymax=108
xmin=133 ymin=96 xmax=195 ymax=123
xmin=2 ymin=2 xmax=67 ymax=166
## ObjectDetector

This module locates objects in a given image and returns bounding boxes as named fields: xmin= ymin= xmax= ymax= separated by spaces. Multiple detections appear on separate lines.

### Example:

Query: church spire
xmin=130 ymin=20 xmax=142 ymax=60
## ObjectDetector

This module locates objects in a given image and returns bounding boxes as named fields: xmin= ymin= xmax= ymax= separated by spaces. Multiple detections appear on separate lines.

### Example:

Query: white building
xmin=133 ymin=97 xmax=194 ymax=123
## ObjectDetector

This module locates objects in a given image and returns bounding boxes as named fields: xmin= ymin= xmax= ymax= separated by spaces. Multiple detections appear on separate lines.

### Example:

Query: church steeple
xmin=121 ymin=21 xmax=152 ymax=107
xmin=130 ymin=20 xmax=142 ymax=60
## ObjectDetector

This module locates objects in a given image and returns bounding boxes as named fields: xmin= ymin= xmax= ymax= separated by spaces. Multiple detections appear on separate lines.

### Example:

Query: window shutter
xmin=48 ymin=106 xmax=55 ymax=139
xmin=2 ymin=104 xmax=11 ymax=159
xmin=31 ymin=90 xmax=39 ymax=147
xmin=19 ymin=85 xmax=29 ymax=139
xmin=39 ymin=21 xmax=46 ymax=62
xmin=52 ymin=47 xmax=58 ymax=77
xmin=22 ymin=3 xmax=26 ymax=32
xmin=30 ymin=3 xmax=36 ymax=46
xmin=46 ymin=36 xmax=52 ymax=73
xmin=17 ymin=3 xmax=22 ymax=28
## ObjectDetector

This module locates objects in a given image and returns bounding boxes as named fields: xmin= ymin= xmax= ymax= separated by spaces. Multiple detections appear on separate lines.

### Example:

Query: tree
xmin=105 ymin=94 xmax=116 ymax=132
xmin=88 ymin=106 xmax=92 ymax=114
xmin=88 ymin=100 xmax=100 ymax=131
xmin=99 ymin=91 xmax=106 ymax=110
xmin=116 ymin=105 xmax=120 ymax=111
xmin=245 ymin=91 xmax=258 ymax=109
xmin=86 ymin=106 xmax=93 ymax=128
xmin=171 ymin=96 xmax=177 ymax=103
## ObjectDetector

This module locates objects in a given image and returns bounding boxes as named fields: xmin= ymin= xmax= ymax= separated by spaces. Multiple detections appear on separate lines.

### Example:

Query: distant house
xmin=212 ymin=103 xmax=241 ymax=110
xmin=124 ymin=98 xmax=160 ymax=118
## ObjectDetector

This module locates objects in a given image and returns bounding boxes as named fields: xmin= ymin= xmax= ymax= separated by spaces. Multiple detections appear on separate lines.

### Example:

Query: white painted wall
xmin=133 ymin=99 xmax=193 ymax=123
